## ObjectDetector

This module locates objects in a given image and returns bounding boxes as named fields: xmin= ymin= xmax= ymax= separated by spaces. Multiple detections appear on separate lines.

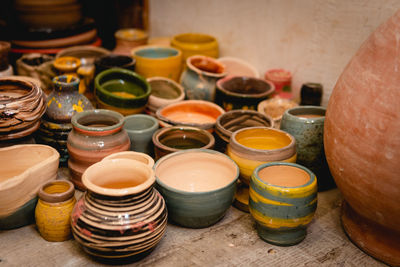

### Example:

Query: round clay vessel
xmin=0 ymin=144 xmax=59 ymax=229
xmin=264 ymin=69 xmax=292 ymax=98
xmin=180 ymin=55 xmax=226 ymax=101
xmin=215 ymin=76 xmax=275 ymax=111
xmin=53 ymin=56 xmax=81 ymax=74
xmin=71 ymin=158 xmax=167 ymax=262
xmin=152 ymin=126 xmax=215 ymax=160
xmin=113 ymin=28 xmax=148 ymax=56
xmin=324 ymin=11 xmax=400 ymax=266
xmin=156 ymin=100 xmax=225 ymax=132
xmin=102 ymin=151 xmax=154 ymax=168
xmin=257 ymin=97 xmax=298 ymax=128
xmin=217 ymin=57 xmax=259 ymax=78
xmin=67 ymin=109 xmax=130 ymax=190
xmin=249 ymin=162 xmax=317 ymax=246
xmin=170 ymin=33 xmax=219 ymax=63
xmin=154 ymin=149 xmax=238 ymax=228
xmin=94 ymin=54 xmax=136 ymax=75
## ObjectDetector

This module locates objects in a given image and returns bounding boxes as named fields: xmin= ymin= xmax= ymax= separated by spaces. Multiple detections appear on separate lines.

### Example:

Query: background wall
xmin=148 ymin=0 xmax=400 ymax=106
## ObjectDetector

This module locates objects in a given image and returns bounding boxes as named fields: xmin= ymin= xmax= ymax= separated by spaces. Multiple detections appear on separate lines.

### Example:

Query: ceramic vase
xmin=35 ymin=180 xmax=76 ymax=242
xmin=324 ymin=10 xmax=400 ymax=266
xmin=113 ymin=28 xmax=148 ymax=56
xmin=71 ymin=158 xmax=167 ymax=262
xmin=249 ymin=162 xmax=317 ymax=245
xmin=180 ymin=55 xmax=226 ymax=101
xmin=67 ymin=109 xmax=130 ymax=190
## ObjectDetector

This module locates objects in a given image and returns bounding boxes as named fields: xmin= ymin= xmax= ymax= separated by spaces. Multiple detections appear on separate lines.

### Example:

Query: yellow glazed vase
xmin=35 ymin=180 xmax=76 ymax=242
xmin=171 ymin=33 xmax=219 ymax=63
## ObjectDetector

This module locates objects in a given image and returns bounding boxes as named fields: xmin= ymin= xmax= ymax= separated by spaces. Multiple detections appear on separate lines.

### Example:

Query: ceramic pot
xmin=67 ymin=109 xmax=130 ymax=190
xmin=102 ymin=151 xmax=154 ymax=168
xmin=123 ymin=114 xmax=159 ymax=156
xmin=0 ymin=78 xmax=46 ymax=141
xmin=56 ymin=45 xmax=110 ymax=66
xmin=215 ymin=110 xmax=273 ymax=152
xmin=94 ymin=54 xmax=136 ymax=75
xmin=324 ymin=11 xmax=400 ymax=266
xmin=0 ymin=144 xmax=59 ymax=229
xmin=16 ymin=53 xmax=55 ymax=95
xmin=113 ymin=28 xmax=148 ymax=56
xmin=53 ymin=56 xmax=81 ymax=75
xmin=257 ymin=97 xmax=298 ymax=128
xmin=180 ymin=55 xmax=227 ymax=101
xmin=95 ymin=68 xmax=151 ymax=115
xmin=300 ymin=83 xmax=323 ymax=106
xmin=215 ymin=76 xmax=275 ymax=111
xmin=156 ymin=100 xmax=225 ymax=132
xmin=0 ymin=41 xmax=10 ymax=71
xmin=146 ymin=77 xmax=185 ymax=115
xmin=35 ymin=180 xmax=76 ymax=241
xmin=71 ymin=158 xmax=167 ymax=261
xmin=249 ymin=162 xmax=317 ymax=245
xmin=171 ymin=33 xmax=219 ymax=63
xmin=264 ymin=69 xmax=292 ymax=99
xmin=280 ymin=106 xmax=334 ymax=190
xmin=152 ymin=126 xmax=215 ymax=160
xmin=217 ymin=57 xmax=259 ymax=78
xmin=131 ymin=45 xmax=182 ymax=82
xmin=155 ymin=149 xmax=238 ymax=228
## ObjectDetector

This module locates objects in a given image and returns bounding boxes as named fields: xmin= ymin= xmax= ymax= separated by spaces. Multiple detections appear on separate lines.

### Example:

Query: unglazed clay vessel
xmin=0 ymin=78 xmax=46 ymax=141
xmin=35 ymin=180 xmax=76 ymax=242
xmin=152 ymin=126 xmax=215 ymax=160
xmin=249 ymin=162 xmax=317 ymax=245
xmin=215 ymin=76 xmax=275 ymax=111
xmin=0 ymin=144 xmax=59 ymax=229
xmin=217 ymin=57 xmax=259 ymax=78
xmin=71 ymin=159 xmax=167 ymax=262
xmin=67 ymin=109 xmax=130 ymax=190
xmin=156 ymin=100 xmax=225 ymax=132
xmin=170 ymin=33 xmax=219 ymax=63
xmin=324 ymin=11 xmax=400 ymax=266
xmin=102 ymin=151 xmax=154 ymax=168
xmin=113 ymin=28 xmax=148 ymax=56
xmin=257 ymin=97 xmax=298 ymax=128
xmin=180 ymin=55 xmax=226 ymax=101
xmin=155 ymin=149 xmax=238 ymax=228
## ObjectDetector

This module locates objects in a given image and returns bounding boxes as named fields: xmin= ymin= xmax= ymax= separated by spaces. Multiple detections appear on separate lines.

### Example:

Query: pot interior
xmin=158 ymin=128 xmax=210 ymax=150
xmin=235 ymin=128 xmax=292 ymax=150
xmin=222 ymin=77 xmax=270 ymax=95
xmin=160 ymin=102 xmax=222 ymax=124
xmin=135 ymin=47 xmax=178 ymax=59
xmin=149 ymin=79 xmax=181 ymax=99
xmin=191 ymin=57 xmax=224 ymax=74
xmin=99 ymin=72 xmax=147 ymax=98
xmin=258 ymin=165 xmax=310 ymax=187
xmin=77 ymin=113 xmax=120 ymax=128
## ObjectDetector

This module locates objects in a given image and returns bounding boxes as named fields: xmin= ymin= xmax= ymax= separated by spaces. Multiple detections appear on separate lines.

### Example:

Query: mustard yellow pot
xmin=171 ymin=33 xmax=219 ymax=63
xmin=35 ymin=180 xmax=76 ymax=242
xmin=249 ymin=162 xmax=317 ymax=246
xmin=131 ymin=45 xmax=182 ymax=82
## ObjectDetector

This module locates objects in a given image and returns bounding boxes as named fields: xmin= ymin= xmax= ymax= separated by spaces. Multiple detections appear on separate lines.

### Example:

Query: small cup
xmin=123 ymin=114 xmax=159 ymax=156
xmin=249 ymin=162 xmax=317 ymax=246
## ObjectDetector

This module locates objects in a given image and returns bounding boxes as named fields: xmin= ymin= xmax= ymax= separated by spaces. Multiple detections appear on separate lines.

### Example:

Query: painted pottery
xmin=180 ymin=55 xmax=226 ymax=101
xmin=0 ymin=78 xmax=46 ymax=141
xmin=123 ymin=114 xmax=159 ymax=156
xmin=94 ymin=54 xmax=136 ymax=75
xmin=0 ymin=144 xmax=59 ymax=229
xmin=113 ymin=28 xmax=148 ymax=56
xmin=257 ymin=97 xmax=298 ymax=128
xmin=35 ymin=180 xmax=76 ymax=241
xmin=53 ymin=56 xmax=81 ymax=74
xmin=300 ymin=83 xmax=323 ymax=106
xmin=15 ymin=53 xmax=55 ymax=95
xmin=324 ymin=11 xmax=400 ymax=266
xmin=146 ymin=77 xmax=185 ymax=115
xmin=171 ymin=33 xmax=219 ymax=63
xmin=131 ymin=46 xmax=182 ymax=82
xmin=102 ymin=151 xmax=154 ymax=168
xmin=217 ymin=57 xmax=259 ymax=78
xmin=264 ymin=69 xmax=292 ymax=98
xmin=67 ymin=109 xmax=130 ymax=190
xmin=249 ymin=162 xmax=317 ymax=245
xmin=155 ymin=149 xmax=238 ymax=228
xmin=156 ymin=100 xmax=225 ymax=132
xmin=152 ymin=126 xmax=215 ymax=160
xmin=215 ymin=110 xmax=273 ymax=152
xmin=95 ymin=68 xmax=151 ymax=115
xmin=280 ymin=106 xmax=334 ymax=190
xmin=215 ymin=76 xmax=275 ymax=111
xmin=71 ymin=159 xmax=167 ymax=261
xmin=0 ymin=41 xmax=11 ymax=71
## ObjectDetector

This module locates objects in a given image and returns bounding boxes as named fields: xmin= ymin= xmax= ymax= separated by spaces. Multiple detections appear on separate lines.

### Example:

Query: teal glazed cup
xmin=249 ymin=162 xmax=317 ymax=246
xmin=154 ymin=149 xmax=239 ymax=228
xmin=123 ymin=114 xmax=159 ymax=156
xmin=280 ymin=106 xmax=334 ymax=191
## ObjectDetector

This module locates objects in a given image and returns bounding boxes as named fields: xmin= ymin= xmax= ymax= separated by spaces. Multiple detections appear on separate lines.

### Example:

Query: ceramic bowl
xmin=146 ymin=77 xmax=185 ymax=115
xmin=56 ymin=45 xmax=110 ymax=66
xmin=217 ymin=57 xmax=259 ymax=78
xmin=53 ymin=56 xmax=81 ymax=73
xmin=131 ymin=45 xmax=182 ymax=81
xmin=154 ymin=149 xmax=239 ymax=228
xmin=94 ymin=54 xmax=136 ymax=75
xmin=216 ymin=76 xmax=275 ymax=111
xmin=156 ymin=100 xmax=225 ymax=132
xmin=170 ymin=33 xmax=219 ymax=63
xmin=95 ymin=68 xmax=151 ymax=115
xmin=102 ymin=151 xmax=154 ymax=168
xmin=0 ymin=144 xmax=59 ymax=229
xmin=257 ymin=97 xmax=298 ymax=128
xmin=152 ymin=126 xmax=215 ymax=160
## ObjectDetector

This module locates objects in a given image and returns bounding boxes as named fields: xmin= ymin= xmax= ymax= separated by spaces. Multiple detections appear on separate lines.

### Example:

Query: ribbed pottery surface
xmin=71 ymin=187 xmax=167 ymax=260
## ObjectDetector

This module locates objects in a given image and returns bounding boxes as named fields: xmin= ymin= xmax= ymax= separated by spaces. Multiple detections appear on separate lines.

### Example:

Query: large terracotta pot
xmin=324 ymin=11 xmax=400 ymax=266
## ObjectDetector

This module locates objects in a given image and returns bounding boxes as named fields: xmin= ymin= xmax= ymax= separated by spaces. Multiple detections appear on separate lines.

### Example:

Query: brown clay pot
xmin=324 ymin=10 xmax=400 ymax=266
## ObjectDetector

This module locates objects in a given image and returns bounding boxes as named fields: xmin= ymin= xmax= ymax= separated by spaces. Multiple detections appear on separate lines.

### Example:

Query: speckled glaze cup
xmin=280 ymin=106 xmax=334 ymax=191
xmin=249 ymin=162 xmax=317 ymax=246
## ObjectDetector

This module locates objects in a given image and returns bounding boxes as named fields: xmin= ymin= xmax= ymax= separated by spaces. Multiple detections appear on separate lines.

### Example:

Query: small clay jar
xmin=35 ymin=180 xmax=76 ymax=242
xmin=53 ymin=56 xmax=81 ymax=75
xmin=300 ymin=83 xmax=323 ymax=106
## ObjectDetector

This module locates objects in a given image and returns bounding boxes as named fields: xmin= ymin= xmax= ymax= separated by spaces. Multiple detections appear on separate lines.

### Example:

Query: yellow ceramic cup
xmin=171 ymin=33 xmax=219 ymax=63
xmin=131 ymin=45 xmax=182 ymax=82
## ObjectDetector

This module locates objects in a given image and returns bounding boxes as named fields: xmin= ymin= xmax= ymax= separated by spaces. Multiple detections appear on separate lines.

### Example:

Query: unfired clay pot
xmin=324 ymin=11 xmax=400 ymax=266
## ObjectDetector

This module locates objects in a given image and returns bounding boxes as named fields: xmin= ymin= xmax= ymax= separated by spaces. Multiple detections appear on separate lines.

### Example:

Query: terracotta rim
xmin=71 ymin=109 xmax=125 ymax=136
xmin=186 ymin=55 xmax=227 ymax=78
xmin=216 ymin=75 xmax=275 ymax=98
xmin=38 ymin=180 xmax=75 ymax=203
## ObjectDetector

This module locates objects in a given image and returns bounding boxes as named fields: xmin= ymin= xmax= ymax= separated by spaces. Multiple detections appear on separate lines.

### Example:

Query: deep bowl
xmin=146 ymin=77 xmax=185 ymax=114
xmin=257 ymin=97 xmax=298 ymax=128
xmin=154 ymin=149 xmax=239 ymax=228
